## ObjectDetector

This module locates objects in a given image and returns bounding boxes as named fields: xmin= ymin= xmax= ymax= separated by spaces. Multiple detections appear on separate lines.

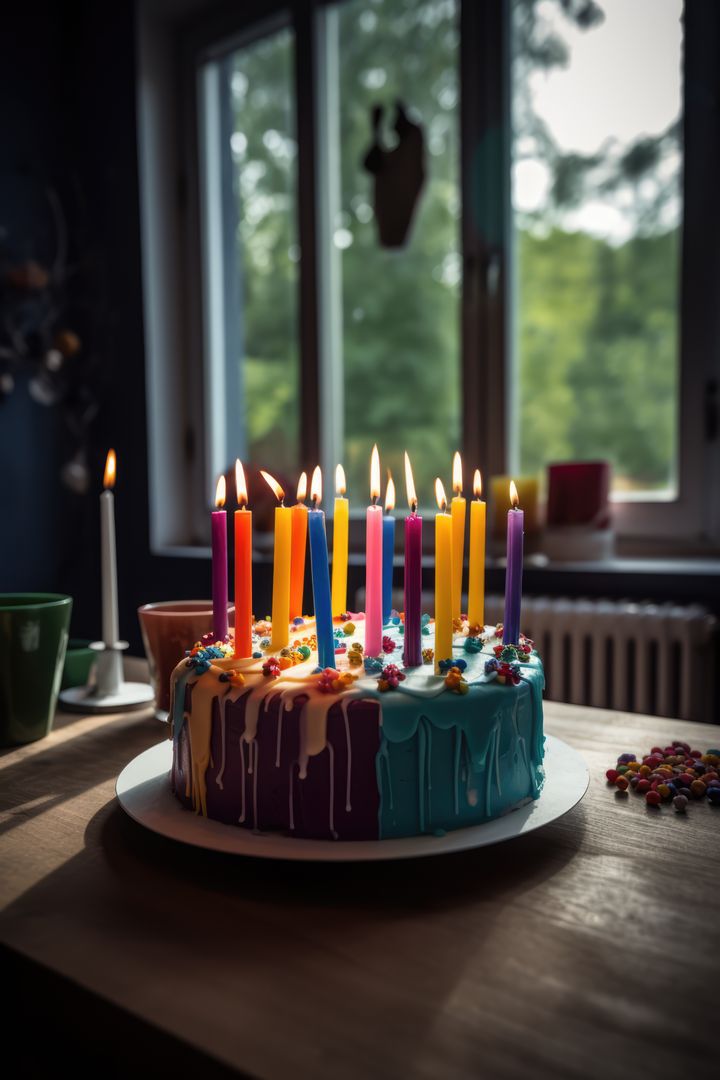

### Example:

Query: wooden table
xmin=2 ymin=661 xmax=718 ymax=1078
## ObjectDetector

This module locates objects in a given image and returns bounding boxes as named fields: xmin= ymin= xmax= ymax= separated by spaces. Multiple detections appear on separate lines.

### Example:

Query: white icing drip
xmin=276 ymin=709 xmax=283 ymax=768
xmin=216 ymin=683 xmax=248 ymax=789
xmin=252 ymin=740 xmax=259 ymax=830
xmin=238 ymin=737 xmax=246 ymax=823
xmin=327 ymin=741 xmax=338 ymax=839
xmin=453 ymin=727 xmax=461 ymax=815
xmin=343 ymin=707 xmax=352 ymax=812
xmin=484 ymin=725 xmax=501 ymax=817
xmin=418 ymin=720 xmax=426 ymax=832
xmin=216 ymin=692 xmax=228 ymax=789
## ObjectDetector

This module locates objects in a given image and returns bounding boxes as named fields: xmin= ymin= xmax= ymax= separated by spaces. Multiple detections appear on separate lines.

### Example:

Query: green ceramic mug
xmin=0 ymin=593 xmax=73 ymax=746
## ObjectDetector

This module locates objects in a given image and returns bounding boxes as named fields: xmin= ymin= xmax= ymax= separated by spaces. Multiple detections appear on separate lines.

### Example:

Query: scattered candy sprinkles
xmin=606 ymin=741 xmax=720 ymax=813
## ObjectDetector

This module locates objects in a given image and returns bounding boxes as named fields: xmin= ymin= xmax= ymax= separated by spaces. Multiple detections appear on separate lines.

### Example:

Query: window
xmin=510 ymin=0 xmax=683 ymax=501
xmin=138 ymin=0 xmax=719 ymax=552
xmin=198 ymin=23 xmax=300 ymax=487
xmin=328 ymin=0 xmax=461 ymax=498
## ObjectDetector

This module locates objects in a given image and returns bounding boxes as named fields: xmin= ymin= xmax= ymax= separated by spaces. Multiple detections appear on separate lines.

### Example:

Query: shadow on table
xmin=0 ymin=711 xmax=162 ymax=838
xmin=97 ymin=795 xmax=588 ymax=915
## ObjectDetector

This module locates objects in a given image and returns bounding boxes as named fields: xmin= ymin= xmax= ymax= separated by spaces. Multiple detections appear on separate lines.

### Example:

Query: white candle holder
xmin=58 ymin=640 xmax=154 ymax=713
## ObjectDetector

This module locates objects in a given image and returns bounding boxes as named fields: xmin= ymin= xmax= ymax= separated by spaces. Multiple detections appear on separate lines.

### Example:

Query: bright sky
xmin=513 ymin=0 xmax=683 ymax=241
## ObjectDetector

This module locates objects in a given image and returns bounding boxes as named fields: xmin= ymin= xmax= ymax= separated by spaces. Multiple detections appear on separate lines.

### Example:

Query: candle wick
xmin=372 ymin=495 xmax=378 ymax=506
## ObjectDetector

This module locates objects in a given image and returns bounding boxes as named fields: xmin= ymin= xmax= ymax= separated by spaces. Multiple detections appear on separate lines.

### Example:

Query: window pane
xmin=210 ymin=27 xmax=299 ymax=479
xmin=510 ymin=0 xmax=683 ymax=497
xmin=332 ymin=0 xmax=460 ymax=502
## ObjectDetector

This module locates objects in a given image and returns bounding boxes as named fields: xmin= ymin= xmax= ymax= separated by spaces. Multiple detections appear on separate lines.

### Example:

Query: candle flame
xmin=335 ymin=463 xmax=346 ymax=497
xmin=404 ymin=451 xmax=417 ymax=513
xmin=384 ymin=470 xmax=395 ymax=513
xmin=435 ymin=478 xmax=448 ymax=513
xmin=370 ymin=444 xmax=380 ymax=501
xmin=296 ymin=471 xmax=307 ymax=502
xmin=452 ymin=451 xmax=463 ymax=495
xmin=473 ymin=469 xmax=483 ymax=499
xmin=235 ymin=460 xmax=248 ymax=507
xmin=311 ymin=465 xmax=322 ymax=506
xmin=103 ymin=449 xmax=116 ymax=490
xmin=510 ymin=480 xmax=519 ymax=509
xmin=215 ymin=474 xmax=226 ymax=508
xmin=260 ymin=470 xmax=285 ymax=503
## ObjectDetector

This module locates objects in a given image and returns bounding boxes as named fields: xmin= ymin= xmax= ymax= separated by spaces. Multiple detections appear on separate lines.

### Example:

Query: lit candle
xmin=261 ymin=470 xmax=292 ymax=651
xmin=211 ymin=474 xmax=229 ymax=642
xmin=382 ymin=471 xmax=396 ymax=625
xmin=307 ymin=467 xmax=335 ymax=669
xmin=331 ymin=464 xmax=349 ymax=618
xmin=403 ymin=452 xmax=422 ymax=668
xmin=100 ymin=449 xmax=119 ymax=646
xmin=467 ymin=469 xmax=486 ymax=630
xmin=503 ymin=480 xmax=524 ymax=646
xmin=450 ymin=451 xmax=466 ymax=622
xmin=233 ymin=460 xmax=253 ymax=658
xmin=434 ymin=478 xmax=454 ymax=674
xmin=289 ymin=472 xmax=308 ymax=620
xmin=365 ymin=444 xmax=383 ymax=657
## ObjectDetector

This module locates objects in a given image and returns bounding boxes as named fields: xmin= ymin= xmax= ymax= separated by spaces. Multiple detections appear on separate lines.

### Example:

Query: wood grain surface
xmin=1 ymin=660 xmax=718 ymax=1079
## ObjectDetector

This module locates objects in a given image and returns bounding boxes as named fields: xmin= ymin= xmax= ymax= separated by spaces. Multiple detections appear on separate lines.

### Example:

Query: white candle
xmin=101 ymin=450 xmax=119 ymax=646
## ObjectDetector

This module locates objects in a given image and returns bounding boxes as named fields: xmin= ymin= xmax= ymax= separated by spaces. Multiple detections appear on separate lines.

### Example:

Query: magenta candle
xmin=211 ymin=475 xmax=229 ymax=641
xmin=503 ymin=482 xmax=523 ymax=646
xmin=403 ymin=452 xmax=422 ymax=667
xmin=365 ymin=445 xmax=383 ymax=656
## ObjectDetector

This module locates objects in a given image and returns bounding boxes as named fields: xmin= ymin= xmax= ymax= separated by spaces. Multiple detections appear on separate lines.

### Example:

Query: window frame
xmin=138 ymin=0 xmax=720 ymax=556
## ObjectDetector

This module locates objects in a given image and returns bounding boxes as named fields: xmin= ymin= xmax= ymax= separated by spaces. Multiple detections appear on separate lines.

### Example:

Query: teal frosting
xmin=366 ymin=630 xmax=545 ymax=839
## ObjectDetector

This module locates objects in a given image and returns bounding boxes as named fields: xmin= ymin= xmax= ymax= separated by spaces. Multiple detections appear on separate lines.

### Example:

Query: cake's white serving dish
xmin=116 ymin=734 xmax=588 ymax=862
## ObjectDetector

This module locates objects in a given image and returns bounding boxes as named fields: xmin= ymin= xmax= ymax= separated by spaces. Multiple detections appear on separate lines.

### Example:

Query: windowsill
xmin=155 ymin=540 xmax=720 ymax=576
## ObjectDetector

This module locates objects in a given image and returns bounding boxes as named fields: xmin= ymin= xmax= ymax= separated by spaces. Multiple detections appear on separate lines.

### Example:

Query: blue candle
xmin=382 ymin=471 xmax=396 ymax=625
xmin=308 ymin=467 xmax=335 ymax=669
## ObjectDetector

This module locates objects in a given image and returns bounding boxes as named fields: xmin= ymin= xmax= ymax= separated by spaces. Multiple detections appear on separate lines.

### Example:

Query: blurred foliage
xmin=225 ymin=0 xmax=681 ymax=502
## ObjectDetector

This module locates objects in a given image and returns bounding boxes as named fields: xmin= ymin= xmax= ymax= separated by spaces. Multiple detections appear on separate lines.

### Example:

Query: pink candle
xmin=365 ymin=445 xmax=383 ymax=657
xmin=211 ymin=475 xmax=228 ymax=642
xmin=403 ymin=452 xmax=422 ymax=667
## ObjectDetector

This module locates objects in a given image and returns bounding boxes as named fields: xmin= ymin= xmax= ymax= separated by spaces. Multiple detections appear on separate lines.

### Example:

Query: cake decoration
xmin=167 ymin=452 xmax=546 ymax=841
xmin=170 ymin=615 xmax=545 ymax=840
xmin=605 ymin=742 xmax=720 ymax=811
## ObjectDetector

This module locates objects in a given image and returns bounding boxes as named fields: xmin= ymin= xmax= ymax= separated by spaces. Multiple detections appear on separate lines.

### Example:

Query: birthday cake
xmin=169 ymin=615 xmax=545 ymax=841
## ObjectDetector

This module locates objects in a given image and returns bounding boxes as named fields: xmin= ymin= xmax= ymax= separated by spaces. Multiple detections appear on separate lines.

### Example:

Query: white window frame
xmin=136 ymin=0 xmax=720 ymax=558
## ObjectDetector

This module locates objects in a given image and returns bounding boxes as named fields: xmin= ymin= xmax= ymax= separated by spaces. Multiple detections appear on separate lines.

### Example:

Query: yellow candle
xmin=467 ymin=469 xmax=486 ymax=629
xmin=450 ymin=451 xmax=466 ymax=621
xmin=261 ymin=470 xmax=292 ymax=651
xmin=434 ymin=478 xmax=454 ymax=674
xmin=331 ymin=464 xmax=349 ymax=617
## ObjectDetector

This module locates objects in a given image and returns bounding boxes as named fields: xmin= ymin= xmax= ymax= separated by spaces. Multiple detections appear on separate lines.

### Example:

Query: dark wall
xmin=1 ymin=0 xmax=215 ymax=651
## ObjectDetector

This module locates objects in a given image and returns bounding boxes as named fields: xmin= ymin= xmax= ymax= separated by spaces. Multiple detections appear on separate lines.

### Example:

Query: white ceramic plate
xmin=116 ymin=734 xmax=588 ymax=862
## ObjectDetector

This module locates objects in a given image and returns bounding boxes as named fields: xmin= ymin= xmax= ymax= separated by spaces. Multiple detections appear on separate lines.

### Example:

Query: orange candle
xmin=290 ymin=472 xmax=308 ymax=620
xmin=233 ymin=460 xmax=253 ymax=658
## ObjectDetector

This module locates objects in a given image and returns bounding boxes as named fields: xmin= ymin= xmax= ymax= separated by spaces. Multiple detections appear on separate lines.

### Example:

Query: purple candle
xmin=503 ymin=481 xmax=523 ymax=645
xmin=403 ymin=452 xmax=423 ymax=667
xmin=211 ymin=475 xmax=229 ymax=642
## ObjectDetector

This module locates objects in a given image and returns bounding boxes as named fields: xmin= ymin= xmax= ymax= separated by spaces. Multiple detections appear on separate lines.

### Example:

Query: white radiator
xmin=482 ymin=596 xmax=717 ymax=722
xmin=369 ymin=588 xmax=717 ymax=722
